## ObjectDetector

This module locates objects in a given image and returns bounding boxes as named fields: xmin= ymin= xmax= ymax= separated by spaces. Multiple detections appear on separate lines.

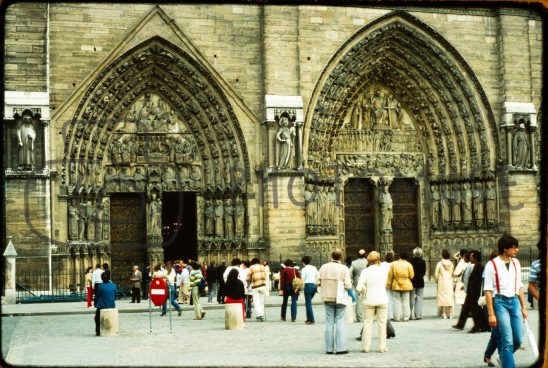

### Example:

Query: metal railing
xmin=15 ymin=267 xmax=131 ymax=304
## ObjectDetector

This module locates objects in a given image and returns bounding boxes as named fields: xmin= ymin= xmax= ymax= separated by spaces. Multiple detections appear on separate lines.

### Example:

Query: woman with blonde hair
xmin=356 ymin=251 xmax=390 ymax=353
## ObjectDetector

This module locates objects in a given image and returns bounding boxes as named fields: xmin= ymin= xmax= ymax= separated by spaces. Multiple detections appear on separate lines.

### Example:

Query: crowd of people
xmin=84 ymin=235 xmax=539 ymax=366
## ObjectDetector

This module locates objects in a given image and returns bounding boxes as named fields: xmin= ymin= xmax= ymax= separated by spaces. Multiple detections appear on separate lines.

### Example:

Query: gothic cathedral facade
xmin=2 ymin=4 xmax=543 ymax=288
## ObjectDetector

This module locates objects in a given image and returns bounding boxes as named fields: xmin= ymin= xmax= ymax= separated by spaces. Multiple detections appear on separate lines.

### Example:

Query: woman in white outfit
xmin=356 ymin=251 xmax=390 ymax=353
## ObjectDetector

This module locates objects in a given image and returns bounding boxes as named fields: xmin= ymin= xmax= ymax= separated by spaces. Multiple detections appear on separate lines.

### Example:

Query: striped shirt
xmin=247 ymin=263 xmax=267 ymax=288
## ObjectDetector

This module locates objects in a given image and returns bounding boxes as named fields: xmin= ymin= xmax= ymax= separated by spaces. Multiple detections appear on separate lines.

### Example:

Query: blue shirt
xmin=95 ymin=281 xmax=116 ymax=309
xmin=529 ymin=259 xmax=541 ymax=292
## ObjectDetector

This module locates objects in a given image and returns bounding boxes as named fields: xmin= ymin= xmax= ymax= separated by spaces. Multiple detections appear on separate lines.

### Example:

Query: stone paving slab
xmin=1 ymin=282 xmax=541 ymax=367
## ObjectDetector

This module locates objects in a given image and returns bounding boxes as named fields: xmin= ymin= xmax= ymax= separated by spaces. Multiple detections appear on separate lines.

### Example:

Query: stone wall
xmin=4 ymin=3 xmax=48 ymax=92
xmin=4 ymin=178 xmax=51 ymax=257
xmin=264 ymin=174 xmax=306 ymax=261
xmin=2 ymin=4 xmax=542 ymax=268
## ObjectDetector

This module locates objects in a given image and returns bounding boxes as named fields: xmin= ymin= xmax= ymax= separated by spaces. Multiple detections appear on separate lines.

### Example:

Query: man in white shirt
xmin=483 ymin=235 xmax=527 ymax=368
xmin=91 ymin=263 xmax=104 ymax=301
xmin=178 ymin=261 xmax=190 ymax=304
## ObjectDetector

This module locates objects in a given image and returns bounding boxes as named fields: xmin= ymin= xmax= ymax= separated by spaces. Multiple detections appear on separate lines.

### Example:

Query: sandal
xmin=193 ymin=317 xmax=202 ymax=320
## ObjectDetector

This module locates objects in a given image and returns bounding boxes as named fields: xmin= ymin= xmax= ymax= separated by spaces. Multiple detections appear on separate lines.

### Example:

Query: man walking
xmin=350 ymin=249 xmax=368 ymax=322
xmin=484 ymin=235 xmax=527 ymax=368
xmin=317 ymin=248 xmax=352 ymax=354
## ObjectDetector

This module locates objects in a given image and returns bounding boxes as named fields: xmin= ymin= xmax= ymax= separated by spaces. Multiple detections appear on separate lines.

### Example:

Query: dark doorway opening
xmin=162 ymin=192 xmax=197 ymax=262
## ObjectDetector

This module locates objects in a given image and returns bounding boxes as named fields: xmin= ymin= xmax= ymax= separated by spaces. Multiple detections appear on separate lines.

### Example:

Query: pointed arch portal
xmin=304 ymin=12 xmax=502 ymax=255
xmin=61 ymin=36 xmax=250 ymax=267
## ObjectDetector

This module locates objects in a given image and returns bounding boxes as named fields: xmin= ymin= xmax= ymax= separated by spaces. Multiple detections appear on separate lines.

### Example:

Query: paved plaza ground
xmin=1 ymin=281 xmax=541 ymax=368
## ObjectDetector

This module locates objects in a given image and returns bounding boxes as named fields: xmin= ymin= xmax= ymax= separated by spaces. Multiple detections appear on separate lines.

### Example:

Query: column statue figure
xmin=17 ymin=110 xmax=37 ymax=170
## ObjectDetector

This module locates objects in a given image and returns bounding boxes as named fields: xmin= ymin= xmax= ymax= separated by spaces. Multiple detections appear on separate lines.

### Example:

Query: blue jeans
xmin=484 ymin=327 xmax=499 ymax=359
xmin=281 ymin=285 xmax=298 ymax=321
xmin=162 ymin=284 xmax=181 ymax=313
xmin=207 ymin=282 xmax=218 ymax=303
xmin=303 ymin=283 xmax=316 ymax=322
xmin=324 ymin=302 xmax=347 ymax=353
xmin=493 ymin=295 xmax=524 ymax=368
xmin=410 ymin=287 xmax=424 ymax=319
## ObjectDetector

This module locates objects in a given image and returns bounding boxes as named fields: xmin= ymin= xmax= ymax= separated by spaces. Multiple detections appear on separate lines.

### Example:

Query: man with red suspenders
xmin=484 ymin=235 xmax=528 ymax=368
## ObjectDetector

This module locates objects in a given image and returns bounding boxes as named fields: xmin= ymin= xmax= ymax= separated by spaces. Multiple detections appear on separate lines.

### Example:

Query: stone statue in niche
xmin=304 ymin=184 xmax=317 ymax=227
xmin=275 ymin=112 xmax=295 ymax=169
xmin=485 ymin=181 xmax=497 ymax=227
xmin=472 ymin=182 xmax=484 ymax=228
xmin=147 ymin=192 xmax=162 ymax=238
xmin=214 ymin=199 xmax=224 ymax=237
xmin=441 ymin=183 xmax=452 ymax=229
xmin=326 ymin=187 xmax=337 ymax=225
xmin=512 ymin=122 xmax=530 ymax=168
xmin=461 ymin=182 xmax=472 ymax=229
xmin=235 ymin=196 xmax=245 ymax=237
xmin=68 ymin=199 xmax=79 ymax=240
xmin=204 ymin=199 xmax=214 ymax=236
xmin=16 ymin=110 xmax=37 ymax=170
xmin=224 ymin=199 xmax=234 ymax=238
xmin=379 ymin=184 xmax=393 ymax=233
xmin=430 ymin=184 xmax=440 ymax=230
xmin=451 ymin=182 xmax=461 ymax=229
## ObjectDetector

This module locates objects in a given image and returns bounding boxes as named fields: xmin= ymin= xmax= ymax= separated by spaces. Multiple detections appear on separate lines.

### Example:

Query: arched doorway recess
xmin=303 ymin=12 xmax=501 ymax=259
xmin=59 ymin=36 xmax=251 ymax=281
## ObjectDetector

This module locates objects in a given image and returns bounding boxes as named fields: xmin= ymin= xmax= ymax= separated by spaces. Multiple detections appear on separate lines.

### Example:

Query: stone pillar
xmin=294 ymin=121 xmax=303 ymax=169
xmin=3 ymin=236 xmax=18 ymax=304
xmin=529 ymin=125 xmax=537 ymax=170
xmin=100 ymin=308 xmax=120 ymax=336
xmin=225 ymin=303 xmax=244 ymax=329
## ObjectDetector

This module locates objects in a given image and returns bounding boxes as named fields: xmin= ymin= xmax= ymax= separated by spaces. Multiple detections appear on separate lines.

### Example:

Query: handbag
xmin=477 ymin=279 xmax=486 ymax=307
xmin=291 ymin=269 xmax=303 ymax=292
xmin=524 ymin=320 xmax=539 ymax=360
xmin=336 ymin=280 xmax=349 ymax=304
